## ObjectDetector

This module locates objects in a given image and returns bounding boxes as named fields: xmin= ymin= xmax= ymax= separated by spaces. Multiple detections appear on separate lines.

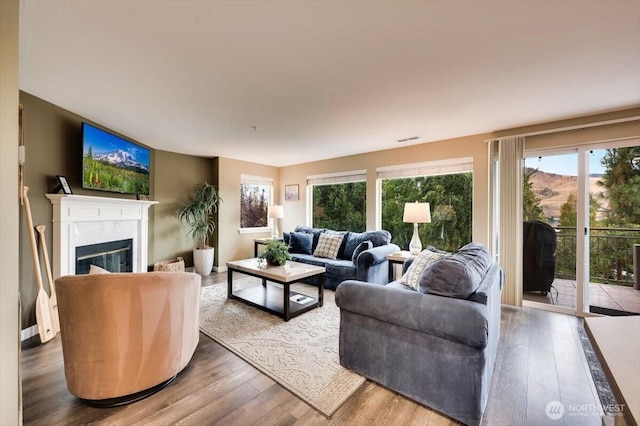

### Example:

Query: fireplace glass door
xmin=75 ymin=239 xmax=133 ymax=274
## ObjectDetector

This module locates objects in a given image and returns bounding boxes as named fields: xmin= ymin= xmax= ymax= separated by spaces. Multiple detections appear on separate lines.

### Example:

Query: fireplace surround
xmin=46 ymin=194 xmax=157 ymax=278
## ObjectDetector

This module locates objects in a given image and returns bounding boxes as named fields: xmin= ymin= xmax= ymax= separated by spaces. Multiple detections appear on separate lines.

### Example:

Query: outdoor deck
xmin=524 ymin=278 xmax=640 ymax=315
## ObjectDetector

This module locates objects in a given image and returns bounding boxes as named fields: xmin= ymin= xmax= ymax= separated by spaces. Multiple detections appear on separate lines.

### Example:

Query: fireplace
xmin=76 ymin=238 xmax=133 ymax=274
xmin=46 ymin=194 xmax=157 ymax=278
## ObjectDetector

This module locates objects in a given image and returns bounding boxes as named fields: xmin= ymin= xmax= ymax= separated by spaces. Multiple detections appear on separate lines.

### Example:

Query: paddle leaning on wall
xmin=22 ymin=186 xmax=57 ymax=343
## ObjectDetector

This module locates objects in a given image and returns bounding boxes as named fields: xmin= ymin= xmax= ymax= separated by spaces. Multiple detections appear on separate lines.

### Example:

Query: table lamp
xmin=403 ymin=202 xmax=431 ymax=255
xmin=267 ymin=205 xmax=284 ymax=238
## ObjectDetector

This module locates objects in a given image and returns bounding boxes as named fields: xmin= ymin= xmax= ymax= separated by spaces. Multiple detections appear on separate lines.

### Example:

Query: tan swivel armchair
xmin=55 ymin=271 xmax=201 ymax=406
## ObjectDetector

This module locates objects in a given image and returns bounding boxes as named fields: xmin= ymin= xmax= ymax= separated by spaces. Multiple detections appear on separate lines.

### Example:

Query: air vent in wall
xmin=396 ymin=136 xmax=420 ymax=143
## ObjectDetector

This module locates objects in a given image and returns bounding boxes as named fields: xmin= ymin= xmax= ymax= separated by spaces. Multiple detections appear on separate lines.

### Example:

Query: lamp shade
xmin=403 ymin=202 xmax=431 ymax=223
xmin=267 ymin=205 xmax=284 ymax=219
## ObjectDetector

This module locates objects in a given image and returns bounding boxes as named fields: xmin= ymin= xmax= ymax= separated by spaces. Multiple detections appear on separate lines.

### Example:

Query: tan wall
xmin=0 ymin=0 xmax=21 ymax=422
xmin=280 ymin=134 xmax=492 ymax=247
xmin=217 ymin=157 xmax=279 ymax=268
xmin=151 ymin=150 xmax=216 ymax=267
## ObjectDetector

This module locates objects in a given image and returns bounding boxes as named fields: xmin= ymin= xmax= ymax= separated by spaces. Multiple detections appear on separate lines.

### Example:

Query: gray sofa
xmin=283 ymin=226 xmax=400 ymax=290
xmin=335 ymin=243 xmax=503 ymax=426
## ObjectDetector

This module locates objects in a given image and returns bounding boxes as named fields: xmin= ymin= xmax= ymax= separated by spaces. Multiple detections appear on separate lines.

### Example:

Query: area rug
xmin=198 ymin=278 xmax=365 ymax=417
xmin=577 ymin=326 xmax=617 ymax=414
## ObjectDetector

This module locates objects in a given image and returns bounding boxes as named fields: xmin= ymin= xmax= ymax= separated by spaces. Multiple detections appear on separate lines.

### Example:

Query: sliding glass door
xmin=587 ymin=146 xmax=640 ymax=315
xmin=523 ymin=142 xmax=640 ymax=316
xmin=522 ymin=151 xmax=578 ymax=312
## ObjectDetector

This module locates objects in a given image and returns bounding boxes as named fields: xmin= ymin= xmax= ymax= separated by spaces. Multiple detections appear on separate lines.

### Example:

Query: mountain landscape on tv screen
xmin=83 ymin=146 xmax=150 ymax=195
xmin=92 ymin=149 xmax=150 ymax=174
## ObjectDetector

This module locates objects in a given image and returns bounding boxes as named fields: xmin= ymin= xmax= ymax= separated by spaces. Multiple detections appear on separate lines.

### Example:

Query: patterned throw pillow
xmin=313 ymin=233 xmax=345 ymax=260
xmin=400 ymin=249 xmax=446 ymax=290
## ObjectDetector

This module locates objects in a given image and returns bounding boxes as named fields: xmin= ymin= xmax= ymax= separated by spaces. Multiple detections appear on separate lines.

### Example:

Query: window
xmin=240 ymin=175 xmax=273 ymax=232
xmin=377 ymin=158 xmax=473 ymax=252
xmin=308 ymin=170 xmax=366 ymax=232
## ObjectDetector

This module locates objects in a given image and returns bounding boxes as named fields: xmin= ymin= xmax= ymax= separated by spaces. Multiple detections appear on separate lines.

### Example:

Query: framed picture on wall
xmin=55 ymin=175 xmax=73 ymax=194
xmin=285 ymin=184 xmax=299 ymax=201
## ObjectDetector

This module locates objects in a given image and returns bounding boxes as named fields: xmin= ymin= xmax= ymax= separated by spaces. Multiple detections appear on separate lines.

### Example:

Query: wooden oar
xmin=22 ymin=186 xmax=56 ymax=343
xmin=36 ymin=225 xmax=60 ymax=334
xmin=18 ymin=104 xmax=24 ymax=205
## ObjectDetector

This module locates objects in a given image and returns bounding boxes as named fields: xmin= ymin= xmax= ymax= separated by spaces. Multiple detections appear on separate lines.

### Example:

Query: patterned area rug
xmin=199 ymin=279 xmax=365 ymax=417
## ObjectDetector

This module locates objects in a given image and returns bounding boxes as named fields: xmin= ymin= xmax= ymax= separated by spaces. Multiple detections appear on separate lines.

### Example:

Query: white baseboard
xmin=214 ymin=265 xmax=227 ymax=273
xmin=20 ymin=325 xmax=38 ymax=342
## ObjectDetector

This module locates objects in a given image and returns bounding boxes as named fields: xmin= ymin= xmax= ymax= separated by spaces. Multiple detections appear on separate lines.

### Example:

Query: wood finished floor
xmin=524 ymin=278 xmax=640 ymax=314
xmin=22 ymin=272 xmax=603 ymax=426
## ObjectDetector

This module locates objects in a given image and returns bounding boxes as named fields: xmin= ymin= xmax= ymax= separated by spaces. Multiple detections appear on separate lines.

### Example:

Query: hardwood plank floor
xmin=21 ymin=272 xmax=604 ymax=425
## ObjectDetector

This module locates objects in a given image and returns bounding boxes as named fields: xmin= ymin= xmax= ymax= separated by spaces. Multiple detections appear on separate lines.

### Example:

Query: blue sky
xmin=525 ymin=151 xmax=606 ymax=176
xmin=83 ymin=123 xmax=150 ymax=167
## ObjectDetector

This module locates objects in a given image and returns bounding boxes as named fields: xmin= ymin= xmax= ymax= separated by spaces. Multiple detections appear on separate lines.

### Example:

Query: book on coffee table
xmin=289 ymin=295 xmax=314 ymax=304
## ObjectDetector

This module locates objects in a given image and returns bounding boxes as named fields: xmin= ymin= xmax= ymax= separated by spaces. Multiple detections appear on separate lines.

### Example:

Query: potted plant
xmin=259 ymin=240 xmax=292 ymax=266
xmin=178 ymin=182 xmax=221 ymax=275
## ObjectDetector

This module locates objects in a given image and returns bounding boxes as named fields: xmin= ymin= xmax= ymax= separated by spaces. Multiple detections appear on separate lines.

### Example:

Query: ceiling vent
xmin=396 ymin=136 xmax=420 ymax=143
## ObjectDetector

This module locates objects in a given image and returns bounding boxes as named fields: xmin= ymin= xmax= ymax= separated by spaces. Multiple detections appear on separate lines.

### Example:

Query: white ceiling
xmin=19 ymin=1 xmax=640 ymax=167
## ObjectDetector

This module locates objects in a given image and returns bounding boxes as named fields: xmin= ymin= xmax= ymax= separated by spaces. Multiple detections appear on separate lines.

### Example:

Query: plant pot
xmin=266 ymin=255 xmax=286 ymax=267
xmin=193 ymin=247 xmax=214 ymax=276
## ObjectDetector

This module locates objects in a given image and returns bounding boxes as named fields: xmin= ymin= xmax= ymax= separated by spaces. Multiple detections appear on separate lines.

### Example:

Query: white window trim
xmin=375 ymin=157 xmax=474 ymax=232
xmin=376 ymin=157 xmax=473 ymax=179
xmin=239 ymin=174 xmax=274 ymax=233
xmin=307 ymin=170 xmax=367 ymax=227
xmin=307 ymin=169 xmax=367 ymax=186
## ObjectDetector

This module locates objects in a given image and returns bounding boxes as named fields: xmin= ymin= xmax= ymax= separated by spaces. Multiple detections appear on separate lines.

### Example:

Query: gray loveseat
xmin=283 ymin=226 xmax=400 ymax=290
xmin=335 ymin=243 xmax=503 ymax=426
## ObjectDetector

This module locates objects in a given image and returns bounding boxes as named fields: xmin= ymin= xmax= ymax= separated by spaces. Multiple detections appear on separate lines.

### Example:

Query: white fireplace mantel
xmin=46 ymin=194 xmax=158 ymax=278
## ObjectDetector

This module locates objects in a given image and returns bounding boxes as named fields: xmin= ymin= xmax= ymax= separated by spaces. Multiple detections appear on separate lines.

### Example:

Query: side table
xmin=387 ymin=251 xmax=414 ymax=282
xmin=254 ymin=237 xmax=283 ymax=257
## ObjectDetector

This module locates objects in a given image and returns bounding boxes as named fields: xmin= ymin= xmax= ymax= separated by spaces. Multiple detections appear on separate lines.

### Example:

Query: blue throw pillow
xmin=294 ymin=226 xmax=326 ymax=251
xmin=419 ymin=243 xmax=492 ymax=298
xmin=288 ymin=232 xmax=313 ymax=255
xmin=344 ymin=230 xmax=392 ymax=259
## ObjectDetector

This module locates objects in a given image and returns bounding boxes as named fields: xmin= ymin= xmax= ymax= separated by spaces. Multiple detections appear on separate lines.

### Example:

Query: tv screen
xmin=82 ymin=122 xmax=150 ymax=195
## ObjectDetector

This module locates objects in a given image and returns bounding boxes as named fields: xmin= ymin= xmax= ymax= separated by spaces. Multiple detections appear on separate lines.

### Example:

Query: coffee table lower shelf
xmin=229 ymin=285 xmax=319 ymax=321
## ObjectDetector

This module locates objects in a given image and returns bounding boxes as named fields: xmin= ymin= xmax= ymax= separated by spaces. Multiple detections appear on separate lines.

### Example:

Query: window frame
xmin=239 ymin=174 xmax=274 ymax=234
xmin=376 ymin=157 xmax=474 ymax=246
xmin=306 ymin=170 xmax=367 ymax=229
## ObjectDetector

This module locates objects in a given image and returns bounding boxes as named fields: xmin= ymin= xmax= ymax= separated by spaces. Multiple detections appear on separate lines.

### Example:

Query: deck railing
xmin=555 ymin=226 xmax=640 ymax=286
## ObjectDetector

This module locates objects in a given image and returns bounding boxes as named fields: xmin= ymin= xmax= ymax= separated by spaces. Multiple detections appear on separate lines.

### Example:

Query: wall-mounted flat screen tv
xmin=82 ymin=122 xmax=150 ymax=195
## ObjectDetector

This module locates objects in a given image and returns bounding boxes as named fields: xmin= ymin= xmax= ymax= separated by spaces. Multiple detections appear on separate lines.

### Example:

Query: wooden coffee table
xmin=226 ymin=258 xmax=325 ymax=321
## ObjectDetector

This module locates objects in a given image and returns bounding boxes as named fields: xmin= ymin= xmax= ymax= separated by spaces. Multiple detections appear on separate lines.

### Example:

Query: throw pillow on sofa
xmin=293 ymin=226 xmax=326 ymax=251
xmin=400 ymin=249 xmax=446 ymax=291
xmin=351 ymin=240 xmax=373 ymax=262
xmin=418 ymin=242 xmax=492 ymax=299
xmin=325 ymin=230 xmax=350 ymax=259
xmin=314 ymin=233 xmax=345 ymax=259
xmin=288 ymin=232 xmax=314 ymax=255
xmin=343 ymin=230 xmax=392 ymax=259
